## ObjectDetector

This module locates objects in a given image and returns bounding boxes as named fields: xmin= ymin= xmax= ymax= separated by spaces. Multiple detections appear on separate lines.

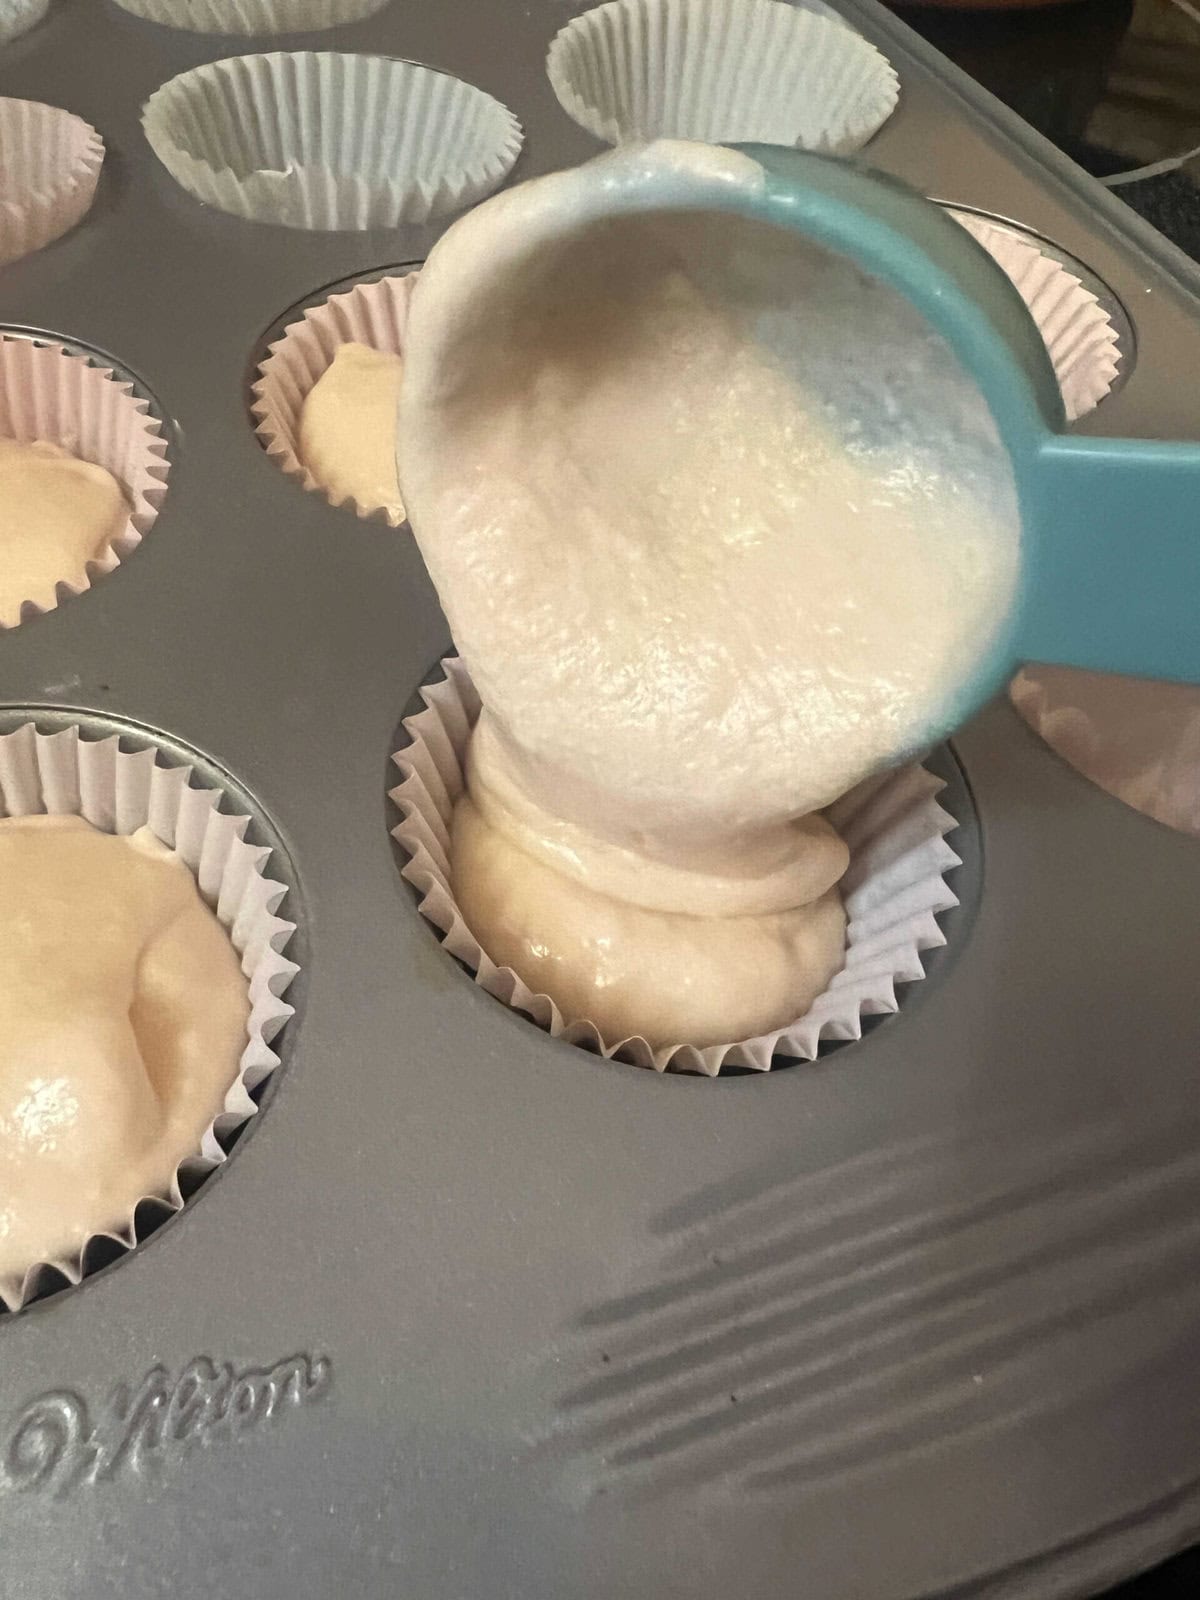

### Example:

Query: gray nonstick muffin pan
xmin=1 ymin=2 xmax=1199 ymax=1597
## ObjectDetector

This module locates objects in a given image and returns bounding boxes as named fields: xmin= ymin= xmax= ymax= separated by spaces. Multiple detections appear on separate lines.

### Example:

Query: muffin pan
xmin=1 ymin=0 xmax=1200 ymax=1596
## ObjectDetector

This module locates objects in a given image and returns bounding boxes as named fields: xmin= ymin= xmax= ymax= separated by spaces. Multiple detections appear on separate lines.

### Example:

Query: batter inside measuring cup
xmin=399 ymin=143 xmax=1020 ymax=1049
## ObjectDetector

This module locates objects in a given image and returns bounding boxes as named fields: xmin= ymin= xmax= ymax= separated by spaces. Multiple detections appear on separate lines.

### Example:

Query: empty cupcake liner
xmin=390 ymin=658 xmax=960 ymax=1076
xmin=0 ymin=333 xmax=171 ymax=627
xmin=0 ymin=724 xmax=299 ymax=1311
xmin=251 ymin=269 xmax=418 ymax=525
xmin=948 ymin=209 xmax=1121 ymax=423
xmin=110 ymin=0 xmax=389 ymax=36
xmin=143 ymin=52 xmax=524 ymax=230
xmin=546 ymin=0 xmax=899 ymax=155
xmin=0 ymin=98 xmax=105 ymax=269
xmin=0 ymin=0 xmax=49 ymax=46
xmin=1011 ymin=667 xmax=1200 ymax=840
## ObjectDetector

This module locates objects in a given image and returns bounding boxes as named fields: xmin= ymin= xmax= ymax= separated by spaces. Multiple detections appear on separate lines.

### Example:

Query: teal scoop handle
xmin=619 ymin=142 xmax=1200 ymax=703
xmin=1023 ymin=433 xmax=1200 ymax=682
xmin=737 ymin=144 xmax=1200 ymax=697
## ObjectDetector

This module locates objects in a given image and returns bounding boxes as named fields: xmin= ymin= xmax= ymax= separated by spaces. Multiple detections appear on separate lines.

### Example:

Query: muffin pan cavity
xmin=0 ymin=709 xmax=301 ymax=1313
xmin=941 ymin=205 xmax=1134 ymax=416
xmin=142 ymin=53 xmax=524 ymax=230
xmin=250 ymin=264 xmax=419 ymax=526
xmin=547 ymin=0 xmax=899 ymax=153
xmin=0 ymin=97 xmax=103 ymax=269
xmin=0 ymin=328 xmax=171 ymax=628
xmin=389 ymin=659 xmax=982 ymax=1077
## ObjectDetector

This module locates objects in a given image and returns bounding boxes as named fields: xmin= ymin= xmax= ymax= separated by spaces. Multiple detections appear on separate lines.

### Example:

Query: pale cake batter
xmin=0 ymin=438 xmax=128 ymax=625
xmin=299 ymin=342 xmax=405 ymax=520
xmin=0 ymin=816 xmax=250 ymax=1282
xmin=452 ymin=789 xmax=847 ymax=1047
xmin=398 ymin=144 xmax=1021 ymax=1046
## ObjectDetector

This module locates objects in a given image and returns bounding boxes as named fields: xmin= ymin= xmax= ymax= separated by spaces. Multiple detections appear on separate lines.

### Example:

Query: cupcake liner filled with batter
xmin=547 ymin=0 xmax=898 ymax=154
xmin=0 ymin=333 xmax=170 ymax=627
xmin=0 ymin=97 xmax=104 ymax=269
xmin=947 ymin=209 xmax=1122 ymax=422
xmin=390 ymin=658 xmax=961 ymax=1077
xmin=110 ymin=0 xmax=389 ymax=36
xmin=0 ymin=724 xmax=298 ymax=1310
xmin=251 ymin=269 xmax=417 ymax=525
xmin=142 ymin=52 xmax=524 ymax=230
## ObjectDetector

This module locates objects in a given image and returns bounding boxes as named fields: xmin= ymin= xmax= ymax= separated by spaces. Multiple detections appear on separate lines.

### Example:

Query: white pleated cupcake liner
xmin=948 ymin=209 xmax=1121 ymax=423
xmin=0 ymin=97 xmax=104 ymax=269
xmin=110 ymin=0 xmax=389 ymax=36
xmin=390 ymin=658 xmax=960 ymax=1077
xmin=142 ymin=52 xmax=524 ymax=230
xmin=1011 ymin=667 xmax=1200 ymax=840
xmin=0 ymin=724 xmax=299 ymax=1311
xmin=0 ymin=0 xmax=48 ymax=46
xmin=0 ymin=334 xmax=170 ymax=628
xmin=546 ymin=0 xmax=898 ymax=155
xmin=251 ymin=269 xmax=417 ymax=524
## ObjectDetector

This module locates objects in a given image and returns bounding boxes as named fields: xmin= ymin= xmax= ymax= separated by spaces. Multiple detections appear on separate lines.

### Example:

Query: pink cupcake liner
xmin=1012 ymin=667 xmax=1200 ymax=840
xmin=0 ymin=724 xmax=298 ymax=1311
xmin=390 ymin=658 xmax=961 ymax=1077
xmin=0 ymin=333 xmax=170 ymax=627
xmin=251 ymin=269 xmax=417 ymax=525
xmin=949 ymin=209 xmax=1121 ymax=423
xmin=0 ymin=98 xmax=104 ymax=269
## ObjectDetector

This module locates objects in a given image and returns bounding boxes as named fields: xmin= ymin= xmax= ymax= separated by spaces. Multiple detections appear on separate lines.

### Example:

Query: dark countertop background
xmin=898 ymin=0 xmax=1200 ymax=257
xmin=891 ymin=2 xmax=1200 ymax=1594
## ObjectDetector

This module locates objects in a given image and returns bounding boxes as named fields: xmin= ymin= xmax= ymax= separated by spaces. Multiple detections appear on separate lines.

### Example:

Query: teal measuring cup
xmin=529 ymin=141 xmax=1200 ymax=734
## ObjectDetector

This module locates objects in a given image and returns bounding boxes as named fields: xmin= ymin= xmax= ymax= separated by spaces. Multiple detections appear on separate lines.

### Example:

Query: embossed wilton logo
xmin=3 ymin=1353 xmax=331 ymax=1494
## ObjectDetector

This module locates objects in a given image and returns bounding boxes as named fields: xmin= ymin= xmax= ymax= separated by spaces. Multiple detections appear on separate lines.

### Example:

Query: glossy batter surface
xmin=452 ymin=789 xmax=847 ymax=1048
xmin=0 ymin=816 xmax=250 ymax=1280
